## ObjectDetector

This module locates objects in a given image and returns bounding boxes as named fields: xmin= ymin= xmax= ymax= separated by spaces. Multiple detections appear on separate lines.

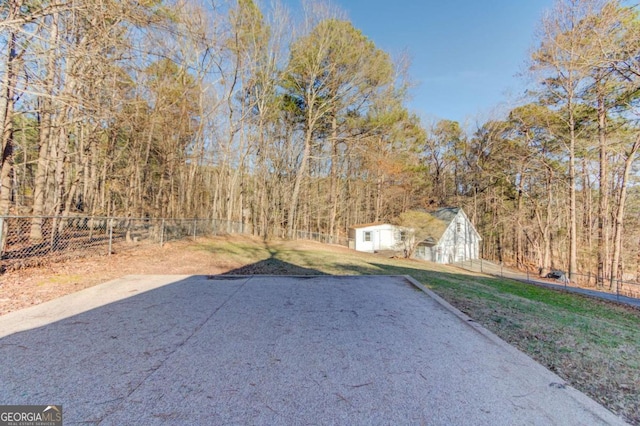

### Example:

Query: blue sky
xmin=285 ymin=0 xmax=556 ymax=124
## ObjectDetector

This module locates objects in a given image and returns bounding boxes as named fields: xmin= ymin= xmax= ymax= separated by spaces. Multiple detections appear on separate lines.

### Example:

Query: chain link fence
xmin=0 ymin=215 xmax=349 ymax=273
xmin=454 ymin=258 xmax=640 ymax=304
xmin=294 ymin=230 xmax=348 ymax=246
xmin=0 ymin=216 xmax=247 ymax=273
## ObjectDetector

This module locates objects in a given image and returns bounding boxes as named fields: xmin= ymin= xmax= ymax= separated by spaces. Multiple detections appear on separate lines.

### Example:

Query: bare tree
xmin=283 ymin=9 xmax=394 ymax=237
xmin=530 ymin=0 xmax=601 ymax=280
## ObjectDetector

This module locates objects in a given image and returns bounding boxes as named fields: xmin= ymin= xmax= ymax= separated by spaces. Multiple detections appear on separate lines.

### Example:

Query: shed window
xmin=400 ymin=231 xmax=407 ymax=242
xmin=456 ymin=222 xmax=461 ymax=233
xmin=363 ymin=231 xmax=372 ymax=242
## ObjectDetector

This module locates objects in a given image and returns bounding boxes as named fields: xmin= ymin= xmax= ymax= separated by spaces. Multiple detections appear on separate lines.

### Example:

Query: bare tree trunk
xmin=610 ymin=134 xmax=640 ymax=289
xmin=597 ymin=92 xmax=609 ymax=286
xmin=542 ymin=171 xmax=554 ymax=275
xmin=328 ymin=117 xmax=338 ymax=238
xmin=568 ymin=110 xmax=578 ymax=280
xmin=636 ymin=236 xmax=640 ymax=284
xmin=288 ymin=132 xmax=312 ymax=238
xmin=30 ymin=12 xmax=59 ymax=240
xmin=515 ymin=170 xmax=525 ymax=269
xmin=0 ymin=23 xmax=19 ymax=218
xmin=581 ymin=158 xmax=594 ymax=275
xmin=374 ymin=172 xmax=383 ymax=223
xmin=53 ymin=126 xmax=67 ymax=217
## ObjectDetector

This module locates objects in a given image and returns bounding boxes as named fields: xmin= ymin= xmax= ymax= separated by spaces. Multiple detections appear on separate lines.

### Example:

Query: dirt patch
xmin=0 ymin=235 xmax=261 ymax=316
xmin=0 ymin=235 xmax=356 ymax=316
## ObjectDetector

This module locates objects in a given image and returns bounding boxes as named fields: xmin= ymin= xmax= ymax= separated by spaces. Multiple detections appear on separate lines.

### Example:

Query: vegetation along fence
xmin=0 ymin=216 xmax=346 ymax=273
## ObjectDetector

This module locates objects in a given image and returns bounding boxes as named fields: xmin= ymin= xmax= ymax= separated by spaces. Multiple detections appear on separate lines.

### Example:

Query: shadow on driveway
xmin=0 ymin=274 xmax=626 ymax=424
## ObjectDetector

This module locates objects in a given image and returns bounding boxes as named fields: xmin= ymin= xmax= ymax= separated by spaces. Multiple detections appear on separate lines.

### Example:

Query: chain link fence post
xmin=0 ymin=216 xmax=5 ymax=257
xmin=50 ymin=217 xmax=56 ymax=251
xmin=160 ymin=219 xmax=165 ymax=247
xmin=108 ymin=218 xmax=114 ymax=255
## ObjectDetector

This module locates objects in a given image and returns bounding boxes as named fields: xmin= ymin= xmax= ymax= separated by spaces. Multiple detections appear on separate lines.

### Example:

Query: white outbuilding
xmin=348 ymin=208 xmax=482 ymax=264
xmin=348 ymin=222 xmax=400 ymax=253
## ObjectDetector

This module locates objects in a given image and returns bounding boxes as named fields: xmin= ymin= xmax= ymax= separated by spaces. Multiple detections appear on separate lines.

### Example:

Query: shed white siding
xmin=351 ymin=224 xmax=397 ymax=252
xmin=413 ymin=210 xmax=481 ymax=264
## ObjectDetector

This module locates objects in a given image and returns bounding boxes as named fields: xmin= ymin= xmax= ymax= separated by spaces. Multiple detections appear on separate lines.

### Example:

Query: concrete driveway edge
xmin=401 ymin=274 xmax=629 ymax=425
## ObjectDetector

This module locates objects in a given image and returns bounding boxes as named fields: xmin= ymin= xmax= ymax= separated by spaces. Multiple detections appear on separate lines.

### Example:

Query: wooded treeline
xmin=469 ymin=0 xmax=640 ymax=285
xmin=1 ymin=0 xmax=639 ymax=283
